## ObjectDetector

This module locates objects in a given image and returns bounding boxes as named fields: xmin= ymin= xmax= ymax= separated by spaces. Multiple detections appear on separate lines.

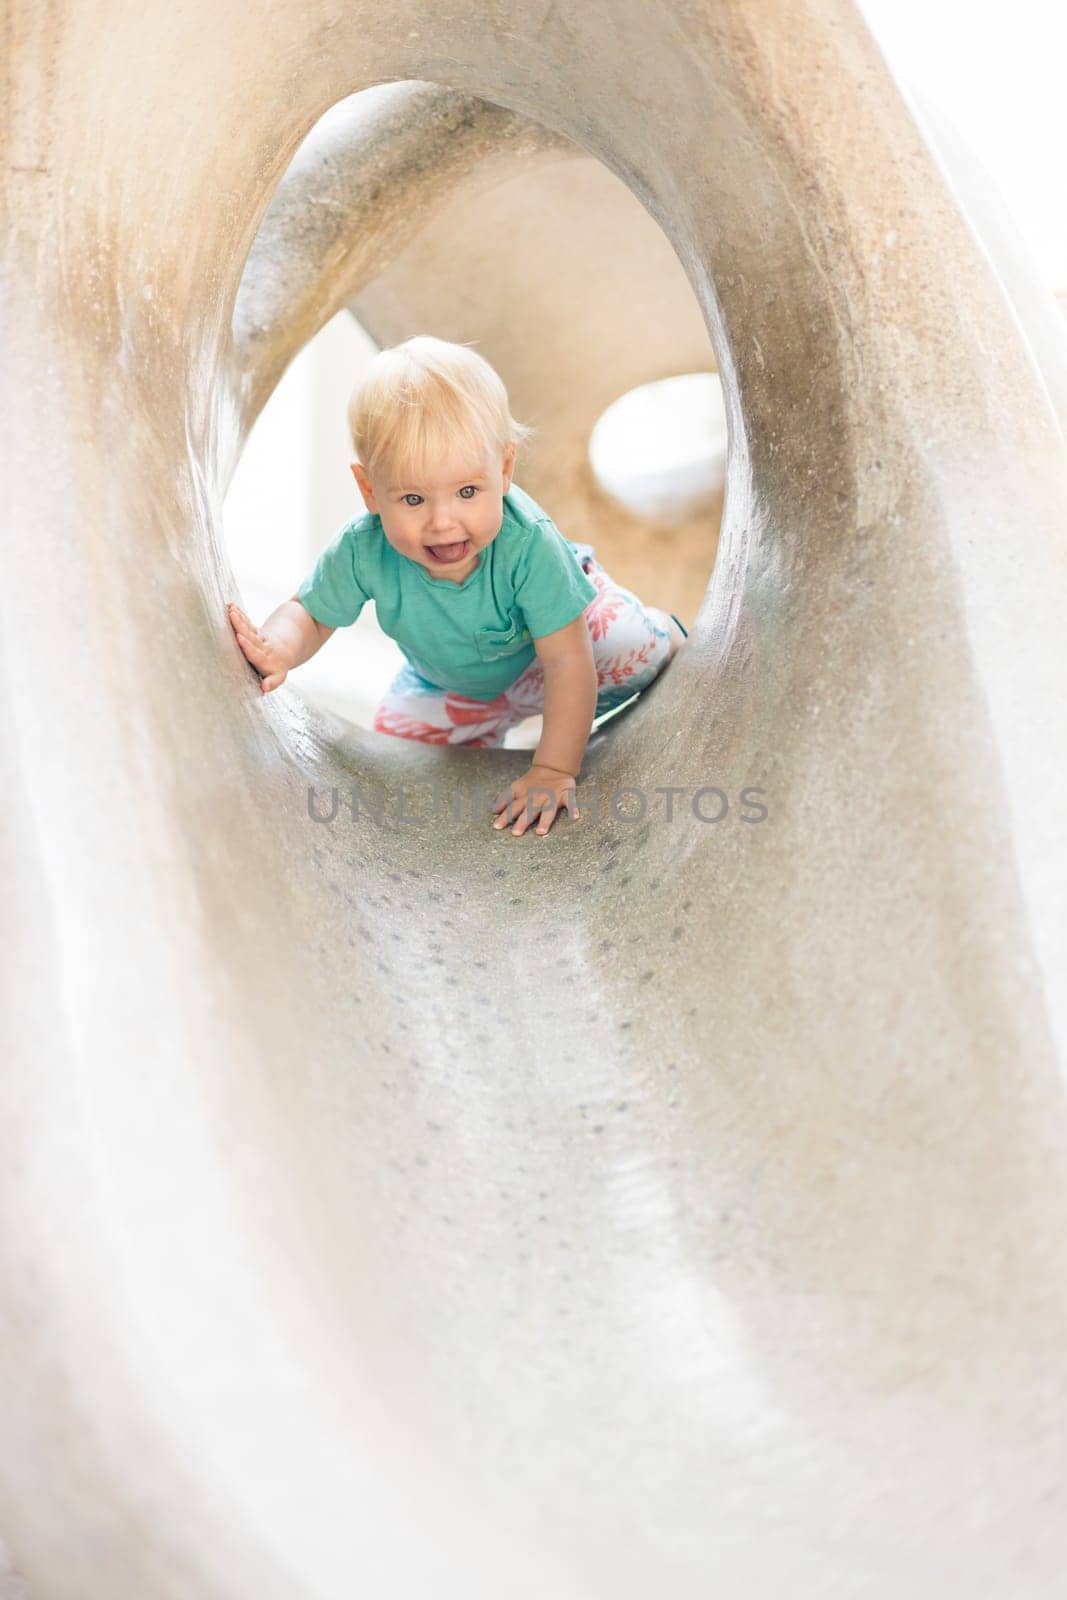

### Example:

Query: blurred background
xmin=225 ymin=0 xmax=1067 ymax=732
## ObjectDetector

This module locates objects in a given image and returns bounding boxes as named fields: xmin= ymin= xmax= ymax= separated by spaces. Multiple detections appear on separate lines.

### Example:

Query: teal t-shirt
xmin=296 ymin=482 xmax=598 ymax=700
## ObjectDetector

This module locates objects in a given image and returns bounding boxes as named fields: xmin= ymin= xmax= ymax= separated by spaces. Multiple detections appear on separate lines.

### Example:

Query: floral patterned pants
xmin=371 ymin=543 xmax=676 ymax=749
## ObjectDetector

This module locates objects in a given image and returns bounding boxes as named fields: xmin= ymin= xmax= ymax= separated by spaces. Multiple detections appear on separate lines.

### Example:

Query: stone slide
xmin=3 ymin=1 xmax=1067 ymax=1595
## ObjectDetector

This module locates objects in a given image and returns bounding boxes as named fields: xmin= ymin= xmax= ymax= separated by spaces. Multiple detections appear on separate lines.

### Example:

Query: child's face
xmin=350 ymin=440 xmax=517 ymax=583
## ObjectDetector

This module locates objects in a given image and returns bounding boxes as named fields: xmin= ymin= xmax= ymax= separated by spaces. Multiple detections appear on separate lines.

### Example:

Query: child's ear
xmin=501 ymin=442 xmax=517 ymax=491
xmin=351 ymin=462 xmax=377 ymax=512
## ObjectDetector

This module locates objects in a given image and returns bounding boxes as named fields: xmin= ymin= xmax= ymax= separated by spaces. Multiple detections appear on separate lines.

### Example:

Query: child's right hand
xmin=227 ymin=603 xmax=291 ymax=693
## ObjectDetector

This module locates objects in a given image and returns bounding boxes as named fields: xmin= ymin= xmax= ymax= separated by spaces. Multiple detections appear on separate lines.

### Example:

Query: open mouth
xmin=426 ymin=540 xmax=471 ymax=564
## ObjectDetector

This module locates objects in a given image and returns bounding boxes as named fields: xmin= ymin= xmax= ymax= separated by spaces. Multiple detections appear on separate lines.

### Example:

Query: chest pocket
xmin=474 ymin=616 xmax=532 ymax=662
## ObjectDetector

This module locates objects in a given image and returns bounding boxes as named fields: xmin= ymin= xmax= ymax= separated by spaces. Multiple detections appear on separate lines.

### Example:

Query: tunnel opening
xmin=226 ymin=81 xmax=724 ymax=746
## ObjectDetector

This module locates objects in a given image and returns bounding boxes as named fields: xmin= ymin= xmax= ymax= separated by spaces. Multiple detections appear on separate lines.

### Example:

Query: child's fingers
xmin=517 ymin=802 xmax=554 ymax=837
xmin=493 ymin=788 xmax=536 ymax=831
xmin=513 ymin=788 xmax=555 ymax=838
xmin=232 ymin=616 xmax=263 ymax=647
xmin=234 ymin=628 xmax=278 ymax=671
xmin=229 ymin=605 xmax=286 ymax=693
xmin=239 ymin=634 xmax=271 ymax=665
xmin=492 ymin=784 xmax=579 ymax=836
xmin=534 ymin=798 xmax=563 ymax=836
xmin=227 ymin=603 xmax=255 ymax=634
xmin=228 ymin=606 xmax=269 ymax=653
xmin=534 ymin=788 xmax=581 ymax=834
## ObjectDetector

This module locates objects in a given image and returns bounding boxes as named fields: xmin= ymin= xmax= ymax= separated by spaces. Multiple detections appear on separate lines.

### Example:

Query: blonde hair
xmin=347 ymin=335 xmax=533 ymax=485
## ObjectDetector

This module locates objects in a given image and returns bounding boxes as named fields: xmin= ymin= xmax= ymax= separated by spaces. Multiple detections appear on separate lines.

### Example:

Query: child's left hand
xmin=492 ymin=765 xmax=581 ymax=837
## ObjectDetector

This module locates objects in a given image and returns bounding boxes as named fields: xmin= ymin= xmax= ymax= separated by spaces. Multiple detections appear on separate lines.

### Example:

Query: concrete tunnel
xmin=3 ymin=1 xmax=1067 ymax=1594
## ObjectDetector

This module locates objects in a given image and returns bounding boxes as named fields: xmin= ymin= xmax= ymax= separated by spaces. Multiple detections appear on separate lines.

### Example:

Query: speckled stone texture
xmin=3 ymin=2 xmax=1067 ymax=1596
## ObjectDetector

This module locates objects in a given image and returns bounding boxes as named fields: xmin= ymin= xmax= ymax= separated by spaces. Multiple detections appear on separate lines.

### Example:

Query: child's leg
xmin=572 ymin=547 xmax=679 ymax=717
xmin=372 ymin=662 xmax=527 ymax=748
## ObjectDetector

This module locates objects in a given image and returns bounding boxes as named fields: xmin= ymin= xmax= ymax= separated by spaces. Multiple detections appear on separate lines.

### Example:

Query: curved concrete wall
xmin=3 ymin=1 xmax=1067 ymax=1595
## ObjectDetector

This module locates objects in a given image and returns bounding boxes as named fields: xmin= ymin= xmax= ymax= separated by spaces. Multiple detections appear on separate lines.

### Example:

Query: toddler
xmin=227 ymin=336 xmax=687 ymax=837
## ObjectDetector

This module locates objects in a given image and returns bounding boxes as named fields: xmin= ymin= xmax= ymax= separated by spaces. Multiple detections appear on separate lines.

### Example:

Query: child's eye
xmin=400 ymin=487 xmax=477 ymax=505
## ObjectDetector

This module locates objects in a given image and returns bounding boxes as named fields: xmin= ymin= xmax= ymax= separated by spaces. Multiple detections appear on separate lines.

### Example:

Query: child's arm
xmin=534 ymin=621 xmax=598 ymax=776
xmin=492 ymin=615 xmax=597 ymax=837
xmin=227 ymin=598 xmax=335 ymax=694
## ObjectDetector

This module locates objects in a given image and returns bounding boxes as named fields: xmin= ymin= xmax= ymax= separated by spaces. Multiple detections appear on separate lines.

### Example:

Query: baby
xmin=228 ymin=336 xmax=686 ymax=837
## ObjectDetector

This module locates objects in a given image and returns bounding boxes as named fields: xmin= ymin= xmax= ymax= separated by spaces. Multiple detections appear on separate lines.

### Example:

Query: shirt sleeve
xmin=296 ymin=524 xmax=369 ymax=628
xmin=513 ymin=520 xmax=598 ymax=639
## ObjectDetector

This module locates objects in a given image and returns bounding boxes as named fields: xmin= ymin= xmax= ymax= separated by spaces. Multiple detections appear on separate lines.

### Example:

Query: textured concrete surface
xmin=3 ymin=1 xmax=1067 ymax=1596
